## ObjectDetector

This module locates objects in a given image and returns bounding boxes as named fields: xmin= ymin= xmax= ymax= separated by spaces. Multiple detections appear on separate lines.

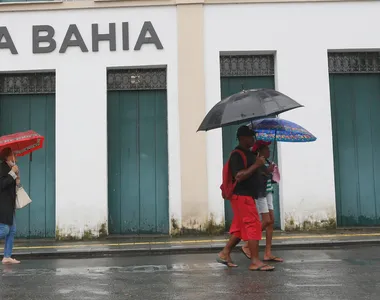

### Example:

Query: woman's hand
xmin=11 ymin=165 xmax=19 ymax=174
xmin=267 ymin=163 xmax=275 ymax=173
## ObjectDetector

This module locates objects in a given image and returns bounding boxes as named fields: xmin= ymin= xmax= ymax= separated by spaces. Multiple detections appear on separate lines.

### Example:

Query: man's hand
xmin=254 ymin=153 xmax=266 ymax=167
xmin=235 ymin=153 xmax=266 ymax=182
xmin=11 ymin=165 xmax=19 ymax=174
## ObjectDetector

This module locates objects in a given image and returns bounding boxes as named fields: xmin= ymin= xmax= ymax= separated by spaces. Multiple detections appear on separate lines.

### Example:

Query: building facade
xmin=0 ymin=0 xmax=378 ymax=238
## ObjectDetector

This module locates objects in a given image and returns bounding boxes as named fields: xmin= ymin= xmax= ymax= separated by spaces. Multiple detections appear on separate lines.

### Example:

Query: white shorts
xmin=255 ymin=193 xmax=274 ymax=214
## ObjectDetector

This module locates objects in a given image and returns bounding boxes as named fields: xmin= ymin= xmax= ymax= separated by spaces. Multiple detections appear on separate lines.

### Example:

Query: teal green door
xmin=330 ymin=73 xmax=380 ymax=226
xmin=108 ymin=90 xmax=169 ymax=234
xmin=0 ymin=95 xmax=56 ymax=238
xmin=221 ymin=76 xmax=281 ymax=230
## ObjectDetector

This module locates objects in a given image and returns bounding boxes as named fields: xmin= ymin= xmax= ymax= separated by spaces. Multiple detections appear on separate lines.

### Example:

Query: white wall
xmin=204 ymin=1 xmax=380 ymax=227
xmin=0 ymin=6 xmax=180 ymax=237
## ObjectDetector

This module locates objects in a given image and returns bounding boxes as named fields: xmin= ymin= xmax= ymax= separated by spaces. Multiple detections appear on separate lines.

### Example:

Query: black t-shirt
xmin=229 ymin=146 xmax=267 ymax=198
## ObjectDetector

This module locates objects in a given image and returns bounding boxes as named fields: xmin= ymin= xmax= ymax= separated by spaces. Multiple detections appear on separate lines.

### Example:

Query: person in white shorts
xmin=241 ymin=141 xmax=284 ymax=263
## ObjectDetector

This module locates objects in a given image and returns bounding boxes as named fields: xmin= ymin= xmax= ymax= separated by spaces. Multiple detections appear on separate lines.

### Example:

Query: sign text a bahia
xmin=0 ymin=21 xmax=164 ymax=54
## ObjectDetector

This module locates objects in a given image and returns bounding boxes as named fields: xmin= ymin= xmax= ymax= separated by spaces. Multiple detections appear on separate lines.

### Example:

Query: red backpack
xmin=220 ymin=149 xmax=247 ymax=200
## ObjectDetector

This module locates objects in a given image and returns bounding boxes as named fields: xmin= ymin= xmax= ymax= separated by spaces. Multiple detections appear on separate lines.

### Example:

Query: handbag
xmin=16 ymin=186 xmax=32 ymax=209
xmin=266 ymin=159 xmax=280 ymax=184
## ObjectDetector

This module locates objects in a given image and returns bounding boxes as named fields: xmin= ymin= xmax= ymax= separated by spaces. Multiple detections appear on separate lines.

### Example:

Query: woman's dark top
xmin=0 ymin=161 xmax=16 ymax=225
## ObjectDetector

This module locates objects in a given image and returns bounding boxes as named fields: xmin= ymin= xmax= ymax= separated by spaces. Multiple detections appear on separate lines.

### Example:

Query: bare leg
xmin=261 ymin=212 xmax=271 ymax=231
xmin=242 ymin=241 xmax=250 ymax=258
xmin=242 ymin=212 xmax=271 ymax=259
xmin=247 ymin=240 xmax=274 ymax=271
xmin=217 ymin=235 xmax=240 ymax=267
xmin=263 ymin=210 xmax=283 ymax=262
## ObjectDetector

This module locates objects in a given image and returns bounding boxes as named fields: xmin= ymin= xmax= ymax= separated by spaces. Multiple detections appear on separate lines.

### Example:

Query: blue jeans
xmin=0 ymin=222 xmax=16 ymax=258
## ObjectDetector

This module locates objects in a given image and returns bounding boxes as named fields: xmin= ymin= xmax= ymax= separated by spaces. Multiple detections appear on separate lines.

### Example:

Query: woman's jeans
xmin=0 ymin=223 xmax=16 ymax=258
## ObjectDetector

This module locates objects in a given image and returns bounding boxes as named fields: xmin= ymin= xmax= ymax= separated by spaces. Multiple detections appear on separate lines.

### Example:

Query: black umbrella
xmin=197 ymin=89 xmax=303 ymax=131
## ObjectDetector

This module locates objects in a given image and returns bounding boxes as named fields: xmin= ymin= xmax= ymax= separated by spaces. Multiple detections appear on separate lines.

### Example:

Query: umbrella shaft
xmin=272 ymin=130 xmax=277 ymax=161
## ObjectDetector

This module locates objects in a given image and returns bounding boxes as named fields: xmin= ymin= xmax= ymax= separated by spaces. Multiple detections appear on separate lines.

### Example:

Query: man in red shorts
xmin=217 ymin=125 xmax=275 ymax=271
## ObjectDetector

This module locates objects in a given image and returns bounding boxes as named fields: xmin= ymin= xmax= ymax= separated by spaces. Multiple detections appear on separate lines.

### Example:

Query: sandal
xmin=249 ymin=264 xmax=275 ymax=271
xmin=216 ymin=256 xmax=238 ymax=268
xmin=264 ymin=256 xmax=283 ymax=263
xmin=240 ymin=247 xmax=251 ymax=260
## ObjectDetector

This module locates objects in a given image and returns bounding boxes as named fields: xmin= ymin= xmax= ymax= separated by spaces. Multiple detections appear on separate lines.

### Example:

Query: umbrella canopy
xmin=254 ymin=132 xmax=316 ymax=142
xmin=197 ymin=89 xmax=303 ymax=131
xmin=0 ymin=130 xmax=45 ymax=157
xmin=249 ymin=118 xmax=317 ymax=142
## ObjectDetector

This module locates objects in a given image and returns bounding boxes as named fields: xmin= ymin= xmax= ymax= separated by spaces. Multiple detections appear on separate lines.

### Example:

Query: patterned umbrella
xmin=248 ymin=118 xmax=317 ymax=142
xmin=0 ymin=130 xmax=45 ymax=156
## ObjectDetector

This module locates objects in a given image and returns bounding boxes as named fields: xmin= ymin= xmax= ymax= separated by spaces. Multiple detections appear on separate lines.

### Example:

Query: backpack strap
xmin=230 ymin=149 xmax=247 ymax=169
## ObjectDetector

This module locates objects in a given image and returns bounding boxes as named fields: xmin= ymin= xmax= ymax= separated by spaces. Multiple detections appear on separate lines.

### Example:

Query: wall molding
xmin=0 ymin=0 xmax=372 ymax=13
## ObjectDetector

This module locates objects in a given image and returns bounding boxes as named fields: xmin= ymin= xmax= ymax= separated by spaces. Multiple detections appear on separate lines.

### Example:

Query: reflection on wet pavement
xmin=1 ymin=246 xmax=380 ymax=299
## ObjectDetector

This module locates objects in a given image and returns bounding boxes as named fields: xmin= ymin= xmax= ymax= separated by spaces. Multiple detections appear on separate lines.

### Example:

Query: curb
xmin=11 ymin=238 xmax=380 ymax=259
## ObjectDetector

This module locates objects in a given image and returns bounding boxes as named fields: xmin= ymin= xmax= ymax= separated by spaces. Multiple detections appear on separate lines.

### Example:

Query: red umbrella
xmin=0 ymin=130 xmax=45 ymax=157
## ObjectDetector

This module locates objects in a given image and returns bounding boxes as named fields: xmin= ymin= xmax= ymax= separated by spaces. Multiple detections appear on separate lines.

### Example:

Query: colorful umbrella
xmin=0 ymin=130 xmax=45 ymax=157
xmin=255 ymin=132 xmax=316 ymax=142
xmin=249 ymin=118 xmax=317 ymax=142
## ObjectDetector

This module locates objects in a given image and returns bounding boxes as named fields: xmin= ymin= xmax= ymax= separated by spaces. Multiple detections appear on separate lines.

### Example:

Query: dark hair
xmin=252 ymin=144 xmax=269 ymax=156
xmin=0 ymin=147 xmax=13 ymax=162
xmin=259 ymin=144 xmax=269 ymax=151
xmin=236 ymin=125 xmax=255 ymax=139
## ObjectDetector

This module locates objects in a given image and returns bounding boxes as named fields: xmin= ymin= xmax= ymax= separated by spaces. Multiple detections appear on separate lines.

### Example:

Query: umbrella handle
xmin=29 ymin=152 xmax=32 ymax=162
xmin=251 ymin=120 xmax=256 ymax=141
xmin=272 ymin=130 xmax=277 ymax=162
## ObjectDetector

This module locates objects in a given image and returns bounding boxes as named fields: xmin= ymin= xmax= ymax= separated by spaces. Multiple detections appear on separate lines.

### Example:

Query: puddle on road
xmin=0 ymin=263 xmax=227 ymax=278
xmin=57 ymin=287 xmax=109 ymax=296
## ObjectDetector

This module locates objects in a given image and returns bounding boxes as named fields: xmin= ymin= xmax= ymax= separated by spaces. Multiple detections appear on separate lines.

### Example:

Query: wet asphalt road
xmin=1 ymin=245 xmax=380 ymax=300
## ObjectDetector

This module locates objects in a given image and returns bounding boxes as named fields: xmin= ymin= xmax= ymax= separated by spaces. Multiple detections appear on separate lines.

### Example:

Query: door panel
xmin=330 ymin=74 xmax=380 ymax=226
xmin=0 ymin=95 xmax=56 ymax=238
xmin=108 ymin=90 xmax=169 ymax=234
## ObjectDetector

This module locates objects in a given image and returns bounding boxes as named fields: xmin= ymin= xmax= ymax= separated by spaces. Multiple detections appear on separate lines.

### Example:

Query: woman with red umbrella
xmin=0 ymin=130 xmax=44 ymax=264
xmin=0 ymin=147 xmax=21 ymax=264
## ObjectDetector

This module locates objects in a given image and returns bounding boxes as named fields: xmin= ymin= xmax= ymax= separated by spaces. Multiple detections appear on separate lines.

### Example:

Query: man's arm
xmin=230 ymin=152 xmax=265 ymax=182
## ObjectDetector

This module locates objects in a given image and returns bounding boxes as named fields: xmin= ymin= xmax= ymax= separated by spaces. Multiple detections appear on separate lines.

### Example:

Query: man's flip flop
xmin=264 ymin=256 xmax=283 ymax=263
xmin=240 ymin=247 xmax=251 ymax=260
xmin=216 ymin=256 xmax=238 ymax=268
xmin=250 ymin=264 xmax=275 ymax=271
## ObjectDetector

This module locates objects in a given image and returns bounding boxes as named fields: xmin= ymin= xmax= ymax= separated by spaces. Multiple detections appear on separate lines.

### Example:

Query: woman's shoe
xmin=2 ymin=257 xmax=20 ymax=264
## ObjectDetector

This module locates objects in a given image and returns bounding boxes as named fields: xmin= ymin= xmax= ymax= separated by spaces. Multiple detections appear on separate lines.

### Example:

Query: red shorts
xmin=229 ymin=194 xmax=262 ymax=241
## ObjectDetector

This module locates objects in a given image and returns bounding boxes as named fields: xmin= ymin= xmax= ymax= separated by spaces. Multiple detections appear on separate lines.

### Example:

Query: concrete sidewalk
xmin=4 ymin=231 xmax=380 ymax=259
